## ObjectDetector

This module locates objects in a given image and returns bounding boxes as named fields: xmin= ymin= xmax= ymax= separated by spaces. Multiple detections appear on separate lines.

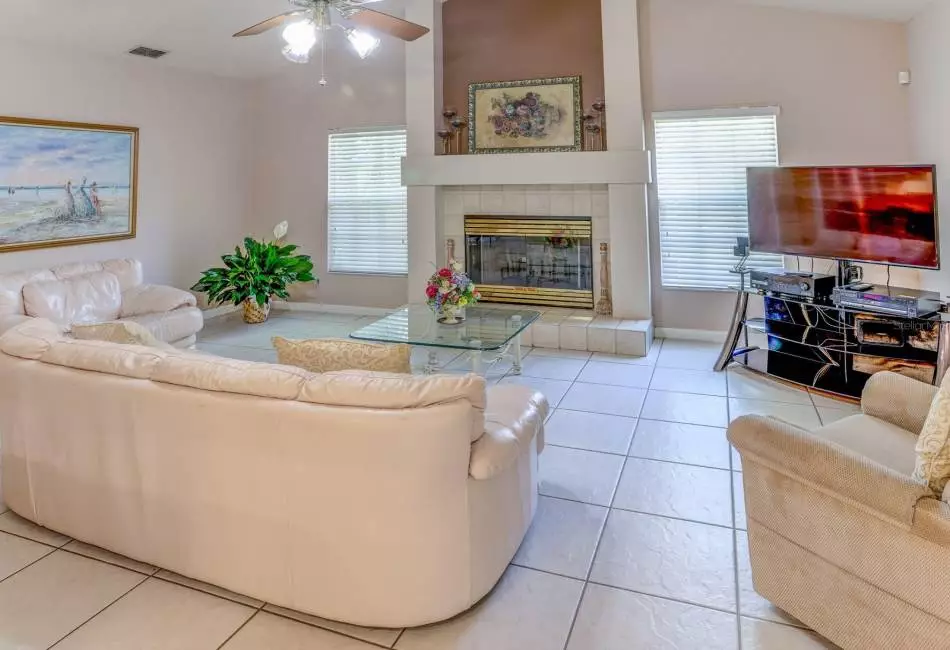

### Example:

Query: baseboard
xmin=656 ymin=327 xmax=728 ymax=343
xmin=202 ymin=305 xmax=240 ymax=320
xmin=271 ymin=302 xmax=393 ymax=317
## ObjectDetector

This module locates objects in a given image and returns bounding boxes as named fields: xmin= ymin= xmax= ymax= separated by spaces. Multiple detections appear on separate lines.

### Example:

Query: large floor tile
xmin=741 ymin=617 xmax=839 ymax=649
xmin=539 ymin=446 xmax=625 ymax=507
xmin=656 ymin=340 xmax=722 ymax=370
xmin=55 ymin=578 xmax=254 ymax=649
xmin=545 ymin=409 xmax=637 ymax=455
xmin=809 ymin=390 xmax=860 ymax=410
xmin=513 ymin=496 xmax=608 ymax=580
xmin=518 ymin=356 xmax=587 ymax=381
xmin=264 ymin=604 xmax=402 ymax=647
xmin=590 ymin=510 xmax=736 ymax=611
xmin=729 ymin=398 xmax=821 ymax=430
xmin=734 ymin=472 xmax=747 ymax=530
xmin=736 ymin=531 xmax=806 ymax=628
xmin=629 ymin=420 xmax=731 ymax=470
xmin=396 ymin=566 xmax=583 ymax=650
xmin=559 ymin=383 xmax=646 ymax=418
xmin=0 ymin=530 xmax=53 ymax=581
xmin=498 ymin=376 xmax=573 ymax=408
xmin=0 ymin=510 xmax=71 ymax=547
xmin=222 ymin=611 xmax=380 ymax=649
xmin=0 ymin=550 xmax=145 ymax=649
xmin=63 ymin=540 xmax=157 ymax=575
xmin=576 ymin=361 xmax=654 ymax=388
xmin=727 ymin=368 xmax=813 ymax=404
xmin=411 ymin=347 xmax=463 ymax=371
xmin=567 ymin=583 xmax=739 ymax=650
xmin=613 ymin=458 xmax=733 ymax=527
xmin=817 ymin=407 xmax=856 ymax=426
xmin=640 ymin=391 xmax=729 ymax=427
xmin=650 ymin=366 xmax=728 ymax=396
xmin=530 ymin=348 xmax=591 ymax=361
xmin=155 ymin=570 xmax=264 ymax=608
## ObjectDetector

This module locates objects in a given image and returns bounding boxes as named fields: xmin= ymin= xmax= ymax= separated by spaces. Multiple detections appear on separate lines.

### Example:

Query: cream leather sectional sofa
xmin=0 ymin=318 xmax=547 ymax=628
xmin=0 ymin=258 xmax=203 ymax=347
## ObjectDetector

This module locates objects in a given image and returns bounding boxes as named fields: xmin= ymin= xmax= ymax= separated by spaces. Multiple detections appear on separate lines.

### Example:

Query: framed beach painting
xmin=0 ymin=116 xmax=138 ymax=253
xmin=468 ymin=76 xmax=582 ymax=154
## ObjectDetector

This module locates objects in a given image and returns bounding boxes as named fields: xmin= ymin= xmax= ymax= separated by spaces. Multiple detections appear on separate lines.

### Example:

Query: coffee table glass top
xmin=350 ymin=304 xmax=541 ymax=351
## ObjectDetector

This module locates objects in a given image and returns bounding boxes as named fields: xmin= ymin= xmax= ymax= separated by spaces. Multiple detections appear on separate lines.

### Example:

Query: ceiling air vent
xmin=128 ymin=46 xmax=168 ymax=59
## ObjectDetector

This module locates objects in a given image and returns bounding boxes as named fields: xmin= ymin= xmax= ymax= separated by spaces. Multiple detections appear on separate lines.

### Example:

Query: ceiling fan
xmin=234 ymin=0 xmax=429 ymax=86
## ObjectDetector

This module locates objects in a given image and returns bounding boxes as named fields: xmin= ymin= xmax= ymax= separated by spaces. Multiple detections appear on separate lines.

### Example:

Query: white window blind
xmin=654 ymin=109 xmax=783 ymax=290
xmin=328 ymin=127 xmax=408 ymax=275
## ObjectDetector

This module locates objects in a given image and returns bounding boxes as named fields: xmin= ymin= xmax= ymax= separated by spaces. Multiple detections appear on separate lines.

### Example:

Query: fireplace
xmin=465 ymin=215 xmax=594 ymax=309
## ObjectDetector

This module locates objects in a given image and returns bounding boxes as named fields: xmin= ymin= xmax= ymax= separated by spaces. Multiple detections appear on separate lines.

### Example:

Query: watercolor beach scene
xmin=0 ymin=118 xmax=137 ymax=252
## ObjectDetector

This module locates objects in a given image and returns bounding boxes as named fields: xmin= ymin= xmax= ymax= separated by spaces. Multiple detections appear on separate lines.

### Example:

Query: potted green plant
xmin=192 ymin=222 xmax=316 ymax=324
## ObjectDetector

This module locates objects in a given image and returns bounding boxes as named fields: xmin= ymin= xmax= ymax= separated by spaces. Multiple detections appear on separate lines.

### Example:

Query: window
xmin=653 ymin=108 xmax=782 ymax=290
xmin=328 ymin=127 xmax=408 ymax=275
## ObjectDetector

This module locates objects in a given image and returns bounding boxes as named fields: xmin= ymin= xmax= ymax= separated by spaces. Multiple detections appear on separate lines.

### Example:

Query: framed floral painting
xmin=468 ymin=76 xmax=582 ymax=154
xmin=0 ymin=116 xmax=138 ymax=253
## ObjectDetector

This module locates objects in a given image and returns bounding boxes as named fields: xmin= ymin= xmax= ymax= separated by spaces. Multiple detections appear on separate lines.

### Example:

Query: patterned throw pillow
xmin=71 ymin=321 xmax=172 ymax=349
xmin=914 ymin=374 xmax=950 ymax=494
xmin=273 ymin=337 xmax=411 ymax=374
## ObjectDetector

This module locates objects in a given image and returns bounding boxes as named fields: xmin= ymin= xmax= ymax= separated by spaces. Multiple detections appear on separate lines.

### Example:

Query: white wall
xmin=0 ymin=40 xmax=251 ymax=292
xmin=640 ymin=0 xmax=914 ymax=331
xmin=246 ymin=43 xmax=408 ymax=309
xmin=909 ymin=2 xmax=950 ymax=298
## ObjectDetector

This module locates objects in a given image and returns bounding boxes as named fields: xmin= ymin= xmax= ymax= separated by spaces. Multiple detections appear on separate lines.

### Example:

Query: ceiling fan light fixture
xmin=346 ymin=29 xmax=380 ymax=60
xmin=281 ymin=20 xmax=317 ymax=63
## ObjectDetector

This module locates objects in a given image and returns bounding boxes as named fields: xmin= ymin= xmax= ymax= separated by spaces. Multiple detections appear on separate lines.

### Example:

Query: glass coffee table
xmin=350 ymin=304 xmax=541 ymax=375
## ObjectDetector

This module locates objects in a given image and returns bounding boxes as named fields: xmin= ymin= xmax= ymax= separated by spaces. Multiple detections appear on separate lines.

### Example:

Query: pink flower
xmin=438 ymin=268 xmax=453 ymax=279
xmin=426 ymin=285 xmax=438 ymax=298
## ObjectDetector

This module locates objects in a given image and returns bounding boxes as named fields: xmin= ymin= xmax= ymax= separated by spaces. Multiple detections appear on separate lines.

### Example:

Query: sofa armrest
xmin=120 ymin=285 xmax=197 ymax=318
xmin=469 ymin=385 xmax=549 ymax=481
xmin=728 ymin=415 xmax=933 ymax=526
xmin=861 ymin=371 xmax=937 ymax=435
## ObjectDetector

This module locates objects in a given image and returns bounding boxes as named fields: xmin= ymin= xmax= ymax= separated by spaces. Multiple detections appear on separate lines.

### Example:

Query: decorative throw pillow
xmin=914 ymin=373 xmax=950 ymax=494
xmin=72 ymin=321 xmax=173 ymax=350
xmin=273 ymin=337 xmax=411 ymax=374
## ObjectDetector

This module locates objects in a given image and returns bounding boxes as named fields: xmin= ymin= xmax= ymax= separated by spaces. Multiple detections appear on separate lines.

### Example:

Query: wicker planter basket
xmin=243 ymin=299 xmax=271 ymax=324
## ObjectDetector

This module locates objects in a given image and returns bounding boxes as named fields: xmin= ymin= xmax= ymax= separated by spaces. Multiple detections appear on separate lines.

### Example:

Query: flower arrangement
xmin=488 ymin=91 xmax=561 ymax=141
xmin=426 ymin=261 xmax=480 ymax=323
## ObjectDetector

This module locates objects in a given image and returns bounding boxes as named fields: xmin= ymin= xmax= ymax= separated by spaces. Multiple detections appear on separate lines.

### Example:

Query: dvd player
xmin=832 ymin=285 xmax=942 ymax=318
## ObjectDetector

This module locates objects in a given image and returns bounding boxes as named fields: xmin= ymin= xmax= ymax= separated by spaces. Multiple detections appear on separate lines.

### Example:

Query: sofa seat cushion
xmin=120 ymin=285 xmax=197 ymax=318
xmin=40 ymin=338 xmax=169 ymax=380
xmin=23 ymin=271 xmax=122 ymax=326
xmin=123 ymin=307 xmax=204 ymax=343
xmin=152 ymin=352 xmax=313 ymax=400
xmin=816 ymin=413 xmax=918 ymax=476
xmin=72 ymin=320 xmax=172 ymax=350
xmin=0 ymin=269 xmax=56 ymax=316
xmin=273 ymin=337 xmax=411 ymax=374
xmin=470 ymin=385 xmax=548 ymax=480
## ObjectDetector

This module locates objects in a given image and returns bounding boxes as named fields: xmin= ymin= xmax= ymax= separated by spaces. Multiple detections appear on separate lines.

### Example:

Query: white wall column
xmin=602 ymin=0 xmax=652 ymax=319
xmin=405 ymin=0 xmax=443 ymax=301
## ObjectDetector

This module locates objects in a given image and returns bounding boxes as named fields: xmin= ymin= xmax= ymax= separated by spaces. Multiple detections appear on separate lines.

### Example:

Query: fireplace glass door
xmin=465 ymin=216 xmax=594 ymax=309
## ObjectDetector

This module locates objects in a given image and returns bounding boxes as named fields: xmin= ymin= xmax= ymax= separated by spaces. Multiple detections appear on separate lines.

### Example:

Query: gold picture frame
xmin=468 ymin=76 xmax=583 ymax=154
xmin=0 ymin=115 xmax=138 ymax=253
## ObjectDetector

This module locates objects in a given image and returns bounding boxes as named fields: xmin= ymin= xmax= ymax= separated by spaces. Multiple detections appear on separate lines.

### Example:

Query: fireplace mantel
xmin=402 ymin=150 xmax=652 ymax=187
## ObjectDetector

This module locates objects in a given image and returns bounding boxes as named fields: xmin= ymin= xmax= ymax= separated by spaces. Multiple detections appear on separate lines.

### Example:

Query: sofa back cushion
xmin=0 ymin=318 xmax=65 ymax=360
xmin=40 ymin=338 xmax=169 ymax=380
xmin=53 ymin=258 xmax=143 ymax=292
xmin=23 ymin=271 xmax=122 ymax=326
xmin=0 ymin=269 xmax=57 ymax=316
xmin=152 ymin=352 xmax=314 ymax=400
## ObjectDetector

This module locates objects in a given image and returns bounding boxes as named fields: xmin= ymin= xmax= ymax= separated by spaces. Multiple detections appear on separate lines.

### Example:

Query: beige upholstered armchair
xmin=728 ymin=372 xmax=950 ymax=649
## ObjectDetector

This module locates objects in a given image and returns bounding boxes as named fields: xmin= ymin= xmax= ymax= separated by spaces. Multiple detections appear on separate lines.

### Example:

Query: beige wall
xmin=0 ymin=40 xmax=251 ymax=292
xmin=908 ymin=2 xmax=950 ymax=297
xmin=246 ymin=45 xmax=409 ymax=309
xmin=640 ymin=0 xmax=913 ymax=331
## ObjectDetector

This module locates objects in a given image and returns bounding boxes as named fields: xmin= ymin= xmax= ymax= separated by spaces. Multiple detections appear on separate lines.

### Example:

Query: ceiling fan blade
xmin=234 ymin=11 xmax=306 ymax=37
xmin=347 ymin=8 xmax=430 ymax=42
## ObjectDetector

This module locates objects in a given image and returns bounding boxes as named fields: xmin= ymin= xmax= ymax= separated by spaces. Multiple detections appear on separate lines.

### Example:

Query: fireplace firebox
xmin=465 ymin=215 xmax=594 ymax=309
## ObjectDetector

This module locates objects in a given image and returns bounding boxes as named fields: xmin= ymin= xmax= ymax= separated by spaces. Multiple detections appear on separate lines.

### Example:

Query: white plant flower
xmin=273 ymin=221 xmax=289 ymax=240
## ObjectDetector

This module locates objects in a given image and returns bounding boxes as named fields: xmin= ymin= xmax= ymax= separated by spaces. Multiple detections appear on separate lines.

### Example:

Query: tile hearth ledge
xmin=402 ymin=150 xmax=653 ymax=187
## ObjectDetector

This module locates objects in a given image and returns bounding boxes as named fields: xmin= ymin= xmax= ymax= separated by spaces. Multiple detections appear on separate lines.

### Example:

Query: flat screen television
xmin=747 ymin=165 xmax=939 ymax=270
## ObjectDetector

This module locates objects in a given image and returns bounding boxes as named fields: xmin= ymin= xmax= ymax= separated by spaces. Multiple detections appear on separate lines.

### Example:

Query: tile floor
xmin=0 ymin=310 xmax=859 ymax=649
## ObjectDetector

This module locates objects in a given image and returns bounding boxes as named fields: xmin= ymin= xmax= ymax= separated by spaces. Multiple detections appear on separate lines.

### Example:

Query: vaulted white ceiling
xmin=0 ymin=0 xmax=935 ymax=80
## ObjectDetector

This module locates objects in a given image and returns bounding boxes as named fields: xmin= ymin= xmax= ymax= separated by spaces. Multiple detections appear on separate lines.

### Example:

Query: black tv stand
xmin=716 ymin=268 xmax=950 ymax=399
